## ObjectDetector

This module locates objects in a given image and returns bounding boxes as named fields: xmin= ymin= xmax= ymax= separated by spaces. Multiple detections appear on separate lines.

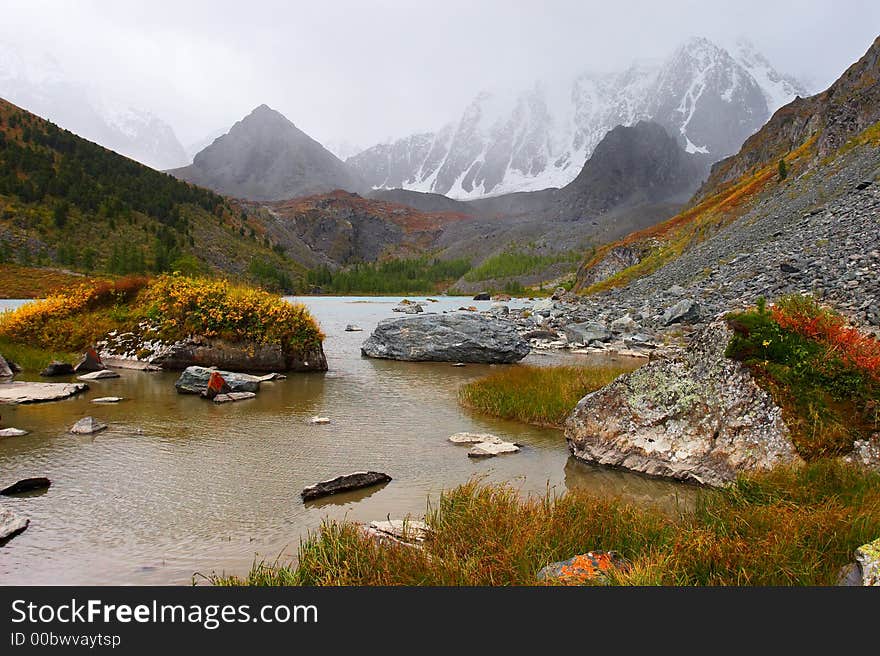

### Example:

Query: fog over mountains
xmin=0 ymin=42 xmax=189 ymax=171
xmin=348 ymin=37 xmax=807 ymax=199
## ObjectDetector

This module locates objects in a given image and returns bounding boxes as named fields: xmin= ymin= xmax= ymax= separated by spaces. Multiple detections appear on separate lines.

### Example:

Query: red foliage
xmin=772 ymin=304 xmax=880 ymax=382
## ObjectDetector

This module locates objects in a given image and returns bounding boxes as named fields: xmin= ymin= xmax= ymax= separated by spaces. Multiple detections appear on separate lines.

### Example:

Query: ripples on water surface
xmin=0 ymin=296 xmax=693 ymax=584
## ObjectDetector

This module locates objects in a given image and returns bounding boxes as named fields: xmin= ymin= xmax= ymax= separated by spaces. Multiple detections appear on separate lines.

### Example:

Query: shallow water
xmin=0 ymin=296 xmax=693 ymax=584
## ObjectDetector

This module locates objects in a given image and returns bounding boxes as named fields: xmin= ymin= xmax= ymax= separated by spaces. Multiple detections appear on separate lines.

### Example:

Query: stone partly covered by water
xmin=77 ymin=369 xmax=121 ymax=381
xmin=467 ymin=441 xmax=520 ymax=457
xmin=91 ymin=397 xmax=124 ymax=404
xmin=565 ymin=320 xmax=802 ymax=487
xmin=537 ymin=551 xmax=631 ymax=584
xmin=0 ymin=477 xmax=51 ymax=496
xmin=212 ymin=392 xmax=257 ymax=404
xmin=174 ymin=367 xmax=262 ymax=395
xmin=301 ymin=471 xmax=392 ymax=501
xmin=40 ymin=361 xmax=75 ymax=377
xmin=0 ymin=382 xmax=88 ymax=405
xmin=70 ymin=417 xmax=108 ymax=435
xmin=0 ymin=428 xmax=29 ymax=437
xmin=361 ymin=313 xmax=530 ymax=364
xmin=0 ymin=508 xmax=29 ymax=541
xmin=73 ymin=348 xmax=105 ymax=373
xmin=448 ymin=432 xmax=503 ymax=444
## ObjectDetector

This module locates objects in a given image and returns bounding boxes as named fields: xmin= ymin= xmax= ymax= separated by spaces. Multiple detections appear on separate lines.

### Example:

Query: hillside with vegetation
xmin=0 ymin=97 xmax=304 ymax=293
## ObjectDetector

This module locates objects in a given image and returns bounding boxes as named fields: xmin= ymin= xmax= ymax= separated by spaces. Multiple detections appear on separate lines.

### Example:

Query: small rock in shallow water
xmin=449 ymin=432 xmax=503 ymax=444
xmin=345 ymin=325 xmax=364 ymax=332
xmin=301 ymin=471 xmax=391 ymax=501
xmin=468 ymin=441 xmax=520 ymax=457
xmin=0 ymin=508 xmax=29 ymax=541
xmin=0 ymin=477 xmax=51 ymax=496
xmin=91 ymin=397 xmax=124 ymax=404
xmin=77 ymin=369 xmax=120 ymax=381
xmin=309 ymin=416 xmax=331 ymax=425
xmin=0 ymin=428 xmax=29 ymax=438
xmin=212 ymin=392 xmax=257 ymax=404
xmin=70 ymin=417 xmax=108 ymax=435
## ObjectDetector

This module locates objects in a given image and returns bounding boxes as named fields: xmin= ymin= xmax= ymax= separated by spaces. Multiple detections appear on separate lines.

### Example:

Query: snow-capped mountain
xmin=348 ymin=37 xmax=808 ymax=199
xmin=0 ymin=42 xmax=188 ymax=170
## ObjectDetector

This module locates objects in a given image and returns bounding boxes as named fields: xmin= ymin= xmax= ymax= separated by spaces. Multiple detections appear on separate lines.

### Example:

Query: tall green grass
xmin=214 ymin=461 xmax=880 ymax=586
xmin=458 ymin=364 xmax=637 ymax=427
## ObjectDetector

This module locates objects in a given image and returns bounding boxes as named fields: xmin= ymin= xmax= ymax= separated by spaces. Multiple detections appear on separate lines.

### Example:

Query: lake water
xmin=0 ymin=296 xmax=692 ymax=584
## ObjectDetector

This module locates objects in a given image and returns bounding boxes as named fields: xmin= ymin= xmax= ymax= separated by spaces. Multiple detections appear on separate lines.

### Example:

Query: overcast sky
xmin=1 ymin=0 xmax=878 ymax=147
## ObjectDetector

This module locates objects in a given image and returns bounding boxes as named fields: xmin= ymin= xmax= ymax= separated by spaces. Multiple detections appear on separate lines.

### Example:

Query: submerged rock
xmin=0 ymin=508 xmax=29 ymax=541
xmin=70 ymin=417 xmax=108 ymax=435
xmin=0 ymin=382 xmax=88 ymax=405
xmin=212 ymin=391 xmax=256 ymax=404
xmin=77 ymin=369 xmax=120 ymax=381
xmin=0 ymin=477 xmax=51 ymax=496
xmin=301 ymin=471 xmax=392 ymax=501
xmin=361 ymin=314 xmax=530 ymax=364
xmin=40 ymin=361 xmax=75 ymax=377
xmin=448 ymin=432 xmax=503 ymax=444
xmin=564 ymin=321 xmax=801 ymax=487
xmin=0 ymin=428 xmax=29 ymax=438
xmin=309 ymin=416 xmax=331 ymax=425
xmin=174 ymin=367 xmax=262 ymax=395
xmin=91 ymin=397 xmax=124 ymax=404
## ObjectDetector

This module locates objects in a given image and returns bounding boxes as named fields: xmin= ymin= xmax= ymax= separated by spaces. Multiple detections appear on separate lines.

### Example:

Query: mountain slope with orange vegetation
xmin=573 ymin=35 xmax=880 ymax=297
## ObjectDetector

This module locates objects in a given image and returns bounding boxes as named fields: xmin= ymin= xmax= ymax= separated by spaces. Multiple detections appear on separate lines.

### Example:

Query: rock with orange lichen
xmin=537 ymin=550 xmax=630 ymax=584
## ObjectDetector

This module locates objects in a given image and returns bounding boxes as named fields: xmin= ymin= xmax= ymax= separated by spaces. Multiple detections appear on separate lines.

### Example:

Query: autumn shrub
xmin=215 ymin=460 xmax=880 ymax=586
xmin=0 ymin=274 xmax=323 ymax=363
xmin=726 ymin=295 xmax=879 ymax=459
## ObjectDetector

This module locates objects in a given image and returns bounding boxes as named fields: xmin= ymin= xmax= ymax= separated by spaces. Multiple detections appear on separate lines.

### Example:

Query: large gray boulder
xmin=174 ymin=367 xmax=263 ymax=395
xmin=361 ymin=313 xmax=530 ymax=364
xmin=564 ymin=322 xmax=612 ymax=345
xmin=662 ymin=299 xmax=701 ymax=326
xmin=564 ymin=321 xmax=802 ymax=487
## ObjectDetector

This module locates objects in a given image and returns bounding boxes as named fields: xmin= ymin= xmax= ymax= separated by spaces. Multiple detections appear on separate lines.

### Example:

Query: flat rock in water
xmin=309 ymin=416 xmax=331 ymax=425
xmin=448 ymin=432 xmax=503 ymax=444
xmin=0 ymin=508 xmax=29 ymax=541
xmin=0 ymin=428 xmax=29 ymax=438
xmin=212 ymin=391 xmax=256 ymax=404
xmin=91 ymin=397 xmax=124 ymax=404
xmin=0 ymin=382 xmax=88 ymax=405
xmin=254 ymin=373 xmax=286 ymax=381
xmin=1 ymin=477 xmax=51 ymax=496
xmin=174 ymin=366 xmax=262 ymax=395
xmin=301 ymin=471 xmax=391 ymax=501
xmin=345 ymin=325 xmax=363 ymax=332
xmin=361 ymin=313 xmax=530 ymax=364
xmin=40 ymin=361 xmax=75 ymax=377
xmin=77 ymin=369 xmax=120 ymax=381
xmin=468 ymin=441 xmax=520 ymax=457
xmin=70 ymin=417 xmax=108 ymax=435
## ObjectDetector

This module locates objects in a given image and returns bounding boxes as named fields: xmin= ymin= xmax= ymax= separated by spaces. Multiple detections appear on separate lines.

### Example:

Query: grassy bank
xmin=0 ymin=274 xmax=324 ymax=368
xmin=726 ymin=295 xmax=879 ymax=460
xmin=0 ymin=263 xmax=96 ymax=299
xmin=458 ymin=364 xmax=639 ymax=427
xmin=215 ymin=460 xmax=880 ymax=586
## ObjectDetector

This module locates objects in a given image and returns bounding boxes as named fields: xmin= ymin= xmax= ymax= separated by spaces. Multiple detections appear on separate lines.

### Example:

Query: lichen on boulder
xmin=564 ymin=320 xmax=802 ymax=486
